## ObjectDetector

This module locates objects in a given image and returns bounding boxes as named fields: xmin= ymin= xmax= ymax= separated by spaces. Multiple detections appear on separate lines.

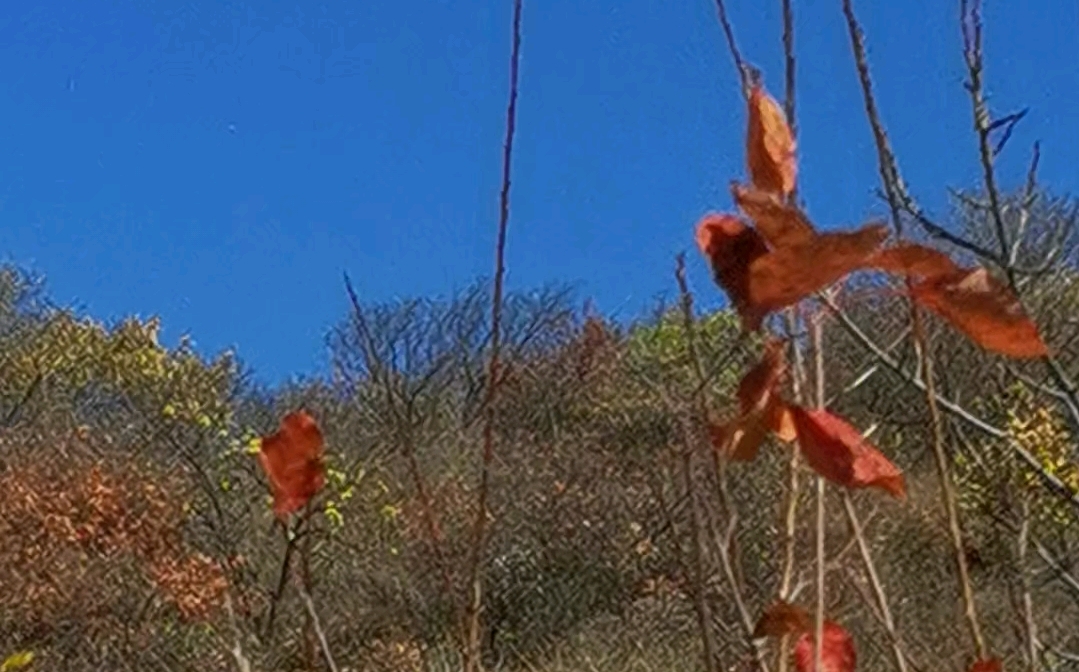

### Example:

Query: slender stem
xmin=680 ymin=432 xmax=720 ymax=672
xmin=462 ymin=1 xmax=523 ymax=669
xmin=298 ymin=582 xmax=341 ymax=672
xmin=812 ymin=310 xmax=826 ymax=672
xmin=842 ymin=493 xmax=911 ymax=672
xmin=1018 ymin=497 xmax=1039 ymax=671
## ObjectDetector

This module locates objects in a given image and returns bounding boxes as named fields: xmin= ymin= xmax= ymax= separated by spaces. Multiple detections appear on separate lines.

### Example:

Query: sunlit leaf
xmin=911 ymin=267 xmax=1049 ymax=359
xmin=1 ymin=651 xmax=34 ymax=672
xmin=257 ymin=410 xmax=327 ymax=518
xmin=732 ymin=182 xmax=815 ymax=248
xmin=792 ymin=620 xmax=857 ymax=672
xmin=746 ymin=224 xmax=889 ymax=320
xmin=790 ymin=406 xmax=906 ymax=499
xmin=746 ymin=83 xmax=797 ymax=197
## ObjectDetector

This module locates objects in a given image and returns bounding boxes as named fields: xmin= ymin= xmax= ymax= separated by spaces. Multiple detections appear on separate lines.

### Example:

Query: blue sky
xmin=1 ymin=0 xmax=1076 ymax=385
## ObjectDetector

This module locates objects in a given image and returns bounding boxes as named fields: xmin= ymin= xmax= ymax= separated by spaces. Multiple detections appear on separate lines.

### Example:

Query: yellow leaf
xmin=1 ymin=651 xmax=34 ymax=672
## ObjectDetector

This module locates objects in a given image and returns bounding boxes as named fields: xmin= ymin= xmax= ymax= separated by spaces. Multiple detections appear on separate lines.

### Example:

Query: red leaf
xmin=793 ymin=621 xmax=857 ymax=672
xmin=696 ymin=213 xmax=770 ymax=329
xmin=746 ymin=83 xmax=797 ymax=197
xmin=867 ymin=243 xmax=961 ymax=279
xmin=746 ymin=224 xmax=889 ymax=319
xmin=967 ymin=659 xmax=1003 ymax=672
xmin=911 ymin=267 xmax=1049 ymax=359
xmin=258 ymin=410 xmax=327 ymax=518
xmin=790 ymin=406 xmax=906 ymax=499
xmin=753 ymin=601 xmax=811 ymax=638
xmin=732 ymin=182 xmax=816 ymax=248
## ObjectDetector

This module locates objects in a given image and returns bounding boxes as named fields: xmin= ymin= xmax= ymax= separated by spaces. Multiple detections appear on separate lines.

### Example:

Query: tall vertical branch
xmin=462 ymin=0 xmax=523 ymax=669
xmin=841 ymin=0 xmax=987 ymax=659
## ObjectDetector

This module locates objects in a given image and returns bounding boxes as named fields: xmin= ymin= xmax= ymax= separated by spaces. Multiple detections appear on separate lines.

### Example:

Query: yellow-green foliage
xmin=956 ymin=383 xmax=1078 ymax=529
xmin=1 ymin=307 xmax=235 ymax=433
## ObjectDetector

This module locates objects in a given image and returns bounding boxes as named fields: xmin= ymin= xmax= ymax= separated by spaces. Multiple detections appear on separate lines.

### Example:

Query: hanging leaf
xmin=790 ymin=406 xmax=906 ymax=499
xmin=867 ymin=242 xmax=961 ymax=279
xmin=911 ymin=267 xmax=1049 ymax=359
xmin=710 ymin=418 xmax=772 ymax=463
xmin=967 ymin=659 xmax=1002 ymax=672
xmin=746 ymin=224 xmax=889 ymax=320
xmin=753 ymin=601 xmax=811 ymax=638
xmin=696 ymin=213 xmax=770 ymax=330
xmin=792 ymin=620 xmax=857 ymax=672
xmin=746 ymin=83 xmax=797 ymax=197
xmin=710 ymin=340 xmax=796 ymax=461
xmin=732 ymin=182 xmax=815 ymax=248
xmin=258 ymin=410 xmax=327 ymax=518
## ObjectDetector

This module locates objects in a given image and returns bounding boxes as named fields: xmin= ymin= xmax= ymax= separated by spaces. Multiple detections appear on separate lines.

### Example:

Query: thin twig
xmin=463 ymin=1 xmax=523 ymax=668
xmin=811 ymin=310 xmax=826 ymax=672
xmin=711 ymin=0 xmax=750 ymax=95
xmin=842 ymin=493 xmax=910 ymax=672
xmin=297 ymin=582 xmax=341 ymax=672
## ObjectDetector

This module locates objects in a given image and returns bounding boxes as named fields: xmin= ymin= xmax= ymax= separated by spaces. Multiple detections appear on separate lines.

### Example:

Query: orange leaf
xmin=710 ymin=418 xmax=772 ymax=462
xmin=967 ymin=659 xmax=1002 ymax=672
xmin=737 ymin=339 xmax=786 ymax=415
xmin=747 ymin=83 xmax=797 ymax=197
xmin=911 ymin=267 xmax=1049 ymax=359
xmin=753 ymin=601 xmax=811 ymax=638
xmin=696 ymin=213 xmax=770 ymax=330
xmin=746 ymin=224 xmax=889 ymax=319
xmin=867 ymin=242 xmax=961 ymax=279
xmin=732 ymin=182 xmax=815 ymax=248
xmin=711 ymin=341 xmax=796 ymax=461
xmin=790 ymin=406 xmax=906 ymax=499
xmin=793 ymin=620 xmax=857 ymax=672
xmin=258 ymin=410 xmax=327 ymax=518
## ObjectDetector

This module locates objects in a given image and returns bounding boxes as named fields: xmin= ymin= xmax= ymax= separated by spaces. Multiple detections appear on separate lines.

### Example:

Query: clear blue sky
xmin=1 ymin=0 xmax=1076 ymax=385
